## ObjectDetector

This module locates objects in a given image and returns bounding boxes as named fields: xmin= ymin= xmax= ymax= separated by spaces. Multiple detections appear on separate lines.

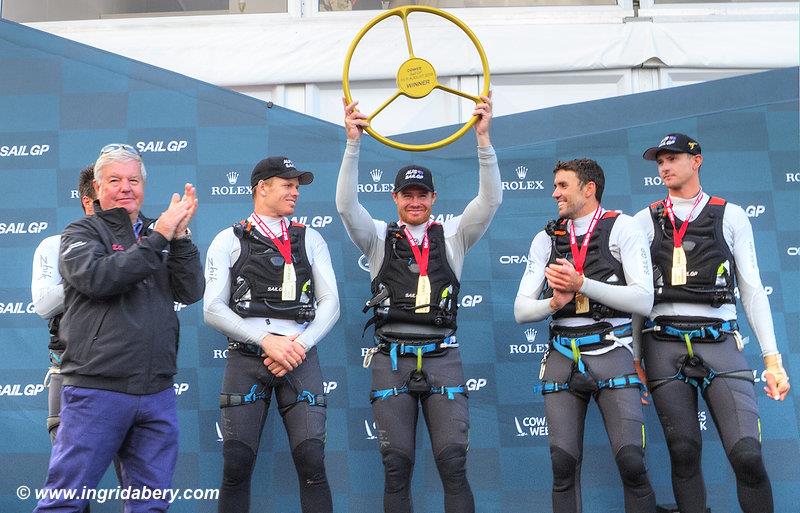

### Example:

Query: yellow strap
xmin=641 ymin=424 xmax=646 ymax=449
xmin=416 ymin=347 xmax=423 ymax=372
xmin=683 ymin=333 xmax=694 ymax=358
xmin=570 ymin=339 xmax=580 ymax=364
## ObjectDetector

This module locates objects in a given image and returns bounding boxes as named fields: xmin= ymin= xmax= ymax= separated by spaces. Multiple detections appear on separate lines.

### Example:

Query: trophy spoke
xmin=434 ymin=84 xmax=481 ymax=103
xmin=368 ymin=90 xmax=403 ymax=121
xmin=398 ymin=11 xmax=415 ymax=58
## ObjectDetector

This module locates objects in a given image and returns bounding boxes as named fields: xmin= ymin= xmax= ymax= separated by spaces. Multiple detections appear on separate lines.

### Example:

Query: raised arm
xmin=449 ymin=95 xmax=502 ymax=257
xmin=336 ymin=99 xmax=382 ymax=257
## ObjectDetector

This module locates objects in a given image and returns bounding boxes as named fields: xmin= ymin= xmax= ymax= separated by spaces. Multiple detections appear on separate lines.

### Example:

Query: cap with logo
xmin=643 ymin=133 xmax=702 ymax=161
xmin=250 ymin=156 xmax=314 ymax=187
xmin=394 ymin=165 xmax=435 ymax=193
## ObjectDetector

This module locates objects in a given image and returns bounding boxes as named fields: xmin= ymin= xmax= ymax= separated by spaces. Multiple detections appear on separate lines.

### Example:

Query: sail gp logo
xmin=0 ymin=301 xmax=36 ymax=314
xmin=0 ymin=144 xmax=50 ymax=157
xmin=290 ymin=215 xmax=334 ymax=228
xmin=358 ymin=168 xmax=394 ymax=193
xmin=211 ymin=170 xmax=252 ymax=196
xmin=135 ymin=140 xmax=188 ymax=153
xmin=514 ymin=416 xmax=549 ymax=436
xmin=501 ymin=164 xmax=544 ymax=192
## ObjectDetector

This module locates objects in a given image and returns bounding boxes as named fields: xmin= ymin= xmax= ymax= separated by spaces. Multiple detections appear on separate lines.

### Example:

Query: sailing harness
xmin=644 ymin=317 xmax=753 ymax=394
xmin=219 ymin=341 xmax=326 ymax=413
xmin=535 ymin=322 xmax=646 ymax=398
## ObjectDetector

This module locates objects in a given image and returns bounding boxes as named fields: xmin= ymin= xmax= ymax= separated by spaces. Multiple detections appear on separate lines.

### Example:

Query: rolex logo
xmin=524 ymin=328 xmax=538 ymax=343
xmin=370 ymin=168 xmax=383 ymax=182
xmin=515 ymin=165 xmax=528 ymax=180
xmin=226 ymin=171 xmax=239 ymax=185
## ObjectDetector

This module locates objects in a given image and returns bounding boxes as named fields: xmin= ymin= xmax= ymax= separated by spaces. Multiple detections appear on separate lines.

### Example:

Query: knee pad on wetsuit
xmin=434 ymin=444 xmax=469 ymax=495
xmin=292 ymin=439 xmax=328 ymax=485
xmin=550 ymin=446 xmax=579 ymax=492
xmin=615 ymin=445 xmax=649 ymax=488
xmin=382 ymin=448 xmax=413 ymax=494
xmin=222 ymin=440 xmax=256 ymax=487
xmin=666 ymin=436 xmax=701 ymax=480
xmin=729 ymin=437 xmax=768 ymax=486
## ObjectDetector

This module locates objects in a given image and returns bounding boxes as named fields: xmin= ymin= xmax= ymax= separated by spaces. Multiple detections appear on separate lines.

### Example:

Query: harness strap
xmin=228 ymin=341 xmax=265 ymax=358
xmin=370 ymin=385 xmax=410 ymax=402
xmin=278 ymin=390 xmax=327 ymax=415
xmin=429 ymin=385 xmax=467 ymax=401
xmin=48 ymin=350 xmax=63 ymax=366
xmin=647 ymin=320 xmax=738 ymax=340
xmin=379 ymin=336 xmax=457 ymax=371
xmin=534 ymin=372 xmax=643 ymax=395
xmin=550 ymin=324 xmax=633 ymax=374
xmin=650 ymin=368 xmax=754 ymax=394
xmin=220 ymin=383 xmax=268 ymax=408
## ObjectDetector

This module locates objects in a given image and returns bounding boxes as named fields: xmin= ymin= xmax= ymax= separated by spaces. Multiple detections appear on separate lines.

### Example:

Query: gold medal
xmin=672 ymin=246 xmax=687 ymax=286
xmin=574 ymin=293 xmax=590 ymax=314
xmin=415 ymin=275 xmax=431 ymax=313
xmin=282 ymin=263 xmax=297 ymax=301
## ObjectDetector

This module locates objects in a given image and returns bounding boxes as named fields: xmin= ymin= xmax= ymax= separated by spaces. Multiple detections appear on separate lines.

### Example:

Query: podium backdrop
xmin=1 ymin=18 xmax=798 ymax=513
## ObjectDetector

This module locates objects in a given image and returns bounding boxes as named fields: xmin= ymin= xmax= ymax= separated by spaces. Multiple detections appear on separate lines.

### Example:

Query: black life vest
xmin=229 ymin=220 xmax=315 ymax=323
xmin=366 ymin=222 xmax=459 ymax=339
xmin=543 ymin=211 xmax=631 ymax=320
xmin=648 ymin=196 xmax=736 ymax=307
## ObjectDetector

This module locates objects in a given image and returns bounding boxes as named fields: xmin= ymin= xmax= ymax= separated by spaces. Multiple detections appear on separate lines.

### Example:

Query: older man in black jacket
xmin=34 ymin=143 xmax=204 ymax=513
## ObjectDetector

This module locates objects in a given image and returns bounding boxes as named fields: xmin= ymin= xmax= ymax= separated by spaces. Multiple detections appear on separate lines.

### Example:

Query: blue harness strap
xmin=429 ymin=385 xmax=467 ymax=400
xmin=48 ymin=350 xmax=63 ymax=366
xmin=657 ymin=320 xmax=737 ymax=341
xmin=389 ymin=342 xmax=440 ymax=371
xmin=370 ymin=384 xmax=467 ymax=402
xmin=534 ymin=373 xmax=644 ymax=395
xmin=376 ymin=336 xmax=457 ymax=371
xmin=220 ymin=383 xmax=269 ymax=408
xmin=370 ymin=385 xmax=410 ymax=402
xmin=550 ymin=324 xmax=632 ymax=373
xmin=295 ymin=390 xmax=327 ymax=407
xmin=647 ymin=319 xmax=750 ymax=393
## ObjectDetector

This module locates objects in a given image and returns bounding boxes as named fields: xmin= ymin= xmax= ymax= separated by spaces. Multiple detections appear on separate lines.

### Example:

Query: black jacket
xmin=58 ymin=203 xmax=204 ymax=394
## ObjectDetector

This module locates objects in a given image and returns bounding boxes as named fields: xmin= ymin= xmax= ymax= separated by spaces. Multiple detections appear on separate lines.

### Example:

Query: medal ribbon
xmin=663 ymin=191 xmax=704 ymax=248
xmin=402 ymin=223 xmax=431 ymax=277
xmin=568 ymin=206 xmax=603 ymax=274
xmin=252 ymin=213 xmax=292 ymax=264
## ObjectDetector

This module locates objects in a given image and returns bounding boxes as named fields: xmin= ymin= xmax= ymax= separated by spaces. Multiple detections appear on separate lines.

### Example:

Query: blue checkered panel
xmin=1 ymin=18 xmax=797 ymax=513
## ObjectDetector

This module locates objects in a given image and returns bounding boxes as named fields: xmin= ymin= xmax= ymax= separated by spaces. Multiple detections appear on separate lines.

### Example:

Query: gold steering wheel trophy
xmin=343 ymin=6 xmax=490 ymax=152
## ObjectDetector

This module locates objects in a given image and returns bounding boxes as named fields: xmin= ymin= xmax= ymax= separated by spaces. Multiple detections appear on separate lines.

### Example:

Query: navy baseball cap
xmin=643 ymin=133 xmax=702 ymax=161
xmin=394 ymin=165 xmax=435 ymax=193
xmin=250 ymin=156 xmax=314 ymax=187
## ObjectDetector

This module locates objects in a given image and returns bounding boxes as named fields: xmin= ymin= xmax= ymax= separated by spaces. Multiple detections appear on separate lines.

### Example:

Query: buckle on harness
xmin=228 ymin=341 xmax=265 ymax=358
xmin=369 ymin=368 xmax=467 ymax=403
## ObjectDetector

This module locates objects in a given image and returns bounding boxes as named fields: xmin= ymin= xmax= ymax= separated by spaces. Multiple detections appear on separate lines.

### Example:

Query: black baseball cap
xmin=250 ymin=156 xmax=314 ymax=187
xmin=643 ymin=133 xmax=702 ymax=161
xmin=394 ymin=165 xmax=435 ymax=193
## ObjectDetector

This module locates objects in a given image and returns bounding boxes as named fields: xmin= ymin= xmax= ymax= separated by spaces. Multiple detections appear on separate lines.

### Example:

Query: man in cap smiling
xmin=204 ymin=156 xmax=339 ymax=513
xmin=337 ymin=95 xmax=501 ymax=513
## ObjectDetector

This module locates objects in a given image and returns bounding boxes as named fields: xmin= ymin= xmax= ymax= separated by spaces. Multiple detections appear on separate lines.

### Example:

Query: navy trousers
xmin=34 ymin=385 xmax=178 ymax=513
